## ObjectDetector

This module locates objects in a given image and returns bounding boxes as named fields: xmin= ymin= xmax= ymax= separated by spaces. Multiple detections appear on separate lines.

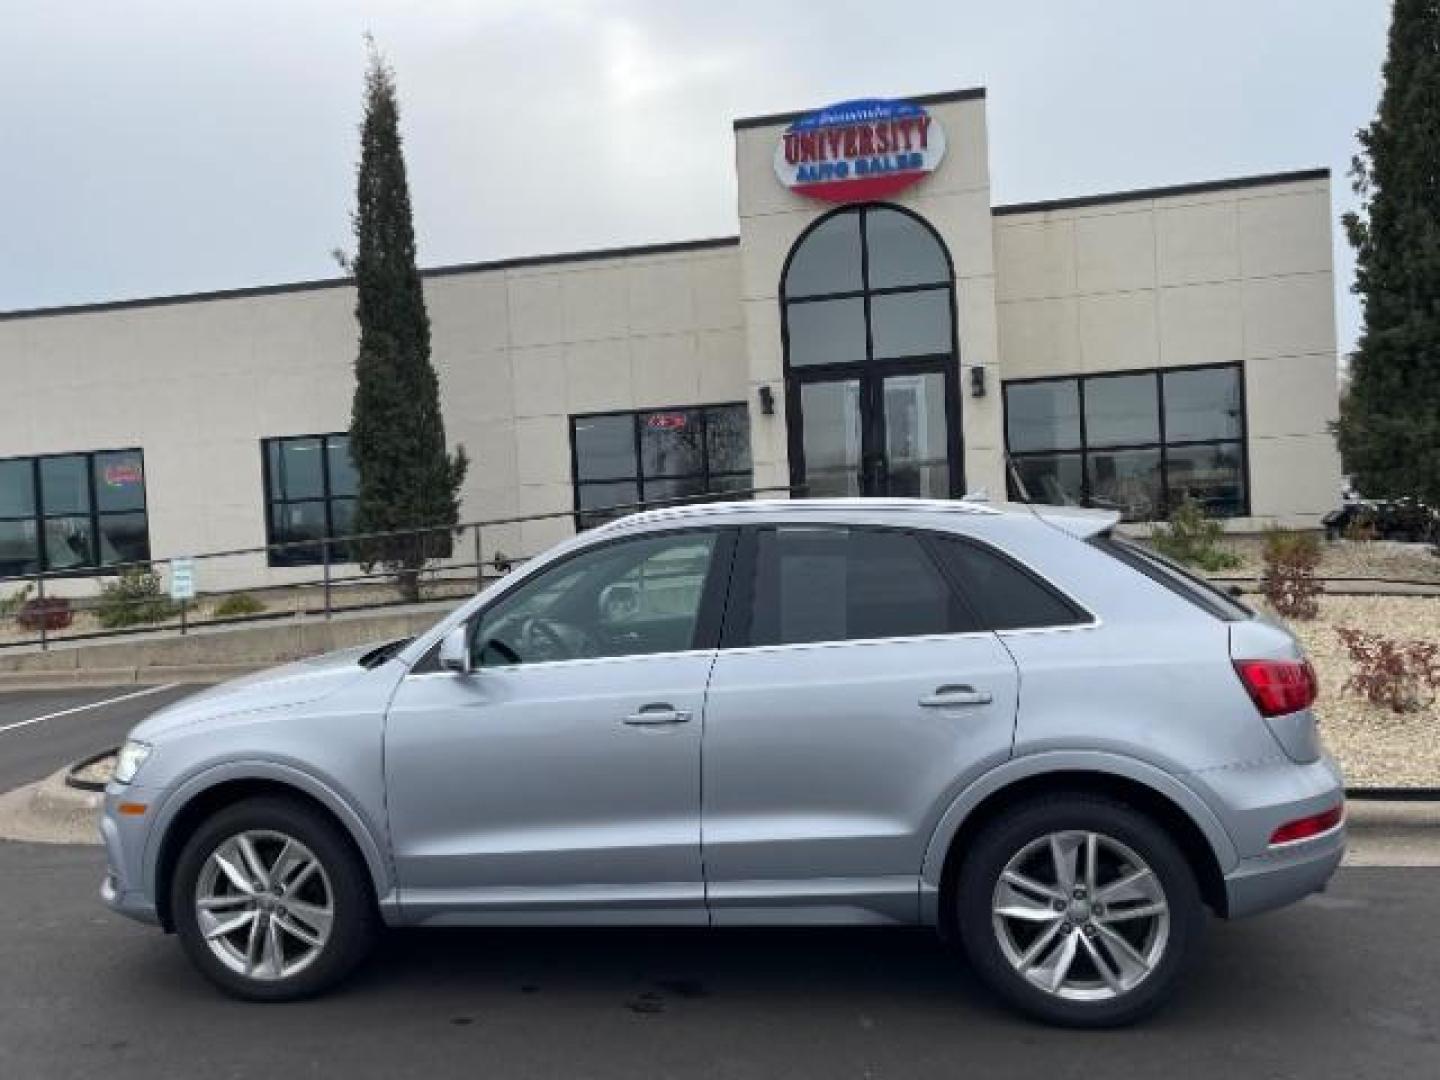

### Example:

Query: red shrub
xmin=16 ymin=596 xmax=73 ymax=633
xmin=1335 ymin=626 xmax=1440 ymax=714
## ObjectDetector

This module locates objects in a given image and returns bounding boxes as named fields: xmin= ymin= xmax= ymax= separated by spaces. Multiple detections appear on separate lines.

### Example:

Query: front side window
xmin=263 ymin=434 xmax=358 ymax=566
xmin=0 ymin=449 xmax=149 ymax=576
xmin=571 ymin=405 xmax=752 ymax=529
xmin=1004 ymin=363 xmax=1247 ymax=520
xmin=745 ymin=526 xmax=971 ymax=647
xmin=472 ymin=531 xmax=721 ymax=667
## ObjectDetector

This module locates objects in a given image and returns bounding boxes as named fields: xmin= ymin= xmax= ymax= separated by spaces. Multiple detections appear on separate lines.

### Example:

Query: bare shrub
xmin=1335 ymin=626 xmax=1440 ymax=713
xmin=1261 ymin=526 xmax=1322 ymax=620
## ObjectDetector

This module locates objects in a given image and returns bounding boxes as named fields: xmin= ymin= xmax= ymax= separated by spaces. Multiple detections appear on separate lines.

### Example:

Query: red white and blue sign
xmin=774 ymin=98 xmax=946 ymax=203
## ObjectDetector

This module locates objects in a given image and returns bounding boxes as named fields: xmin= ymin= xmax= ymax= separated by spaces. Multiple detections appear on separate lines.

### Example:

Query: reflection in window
xmin=1003 ymin=364 xmax=1246 ymax=520
xmin=783 ymin=212 xmax=863 ymax=298
xmin=0 ymin=449 xmax=150 ymax=576
xmin=570 ymin=404 xmax=752 ymax=529
xmin=799 ymin=380 xmax=862 ymax=497
xmin=263 ymin=434 xmax=358 ymax=566
xmin=473 ymin=531 xmax=719 ymax=666
xmin=1005 ymin=381 xmax=1081 ymax=454
xmin=783 ymin=205 xmax=953 ymax=370
xmin=785 ymin=298 xmax=867 ymax=367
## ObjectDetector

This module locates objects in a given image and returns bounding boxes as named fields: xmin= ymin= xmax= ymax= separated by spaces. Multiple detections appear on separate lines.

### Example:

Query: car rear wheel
xmin=171 ymin=797 xmax=377 ymax=1001
xmin=955 ymin=793 xmax=1204 ymax=1027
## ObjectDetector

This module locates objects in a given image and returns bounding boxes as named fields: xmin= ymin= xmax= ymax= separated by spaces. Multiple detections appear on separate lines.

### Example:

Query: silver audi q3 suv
xmin=101 ymin=498 xmax=1344 ymax=1025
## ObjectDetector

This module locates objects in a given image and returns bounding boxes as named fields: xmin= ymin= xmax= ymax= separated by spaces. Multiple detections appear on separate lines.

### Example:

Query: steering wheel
xmin=480 ymin=637 xmax=522 ymax=665
xmin=518 ymin=615 xmax=572 ymax=661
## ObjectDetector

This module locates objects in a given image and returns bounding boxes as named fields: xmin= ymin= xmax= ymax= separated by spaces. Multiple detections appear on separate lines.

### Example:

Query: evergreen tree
xmin=348 ymin=43 xmax=468 ymax=600
xmin=1338 ymin=0 xmax=1440 ymax=506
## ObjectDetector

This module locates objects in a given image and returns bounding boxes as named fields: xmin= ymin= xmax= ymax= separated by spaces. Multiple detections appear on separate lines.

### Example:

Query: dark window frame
xmin=0 ymin=447 xmax=151 ymax=577
xmin=778 ymin=203 xmax=965 ymax=499
xmin=261 ymin=433 xmax=357 ymax=567
xmin=568 ymin=403 xmax=753 ymax=530
xmin=1002 ymin=361 xmax=1250 ymax=520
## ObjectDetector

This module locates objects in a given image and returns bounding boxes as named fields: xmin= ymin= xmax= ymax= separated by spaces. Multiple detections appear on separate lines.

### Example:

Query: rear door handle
xmin=623 ymin=704 xmax=692 ymax=726
xmin=919 ymin=685 xmax=993 ymax=708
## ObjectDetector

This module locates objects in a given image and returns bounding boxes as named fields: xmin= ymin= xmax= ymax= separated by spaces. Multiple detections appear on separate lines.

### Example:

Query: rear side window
xmin=928 ymin=535 xmax=1090 ymax=631
xmin=1088 ymin=532 xmax=1251 ymax=621
xmin=747 ymin=526 xmax=975 ymax=646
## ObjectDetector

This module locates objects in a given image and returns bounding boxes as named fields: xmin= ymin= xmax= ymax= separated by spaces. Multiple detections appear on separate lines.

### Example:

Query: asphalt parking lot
xmin=1 ymin=686 xmax=1437 ymax=1079
xmin=0 ymin=683 xmax=199 ymax=793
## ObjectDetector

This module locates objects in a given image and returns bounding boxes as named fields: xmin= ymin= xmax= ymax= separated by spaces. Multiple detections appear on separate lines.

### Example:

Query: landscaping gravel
xmin=1226 ymin=538 xmax=1439 ymax=582
xmin=1263 ymin=594 xmax=1440 ymax=788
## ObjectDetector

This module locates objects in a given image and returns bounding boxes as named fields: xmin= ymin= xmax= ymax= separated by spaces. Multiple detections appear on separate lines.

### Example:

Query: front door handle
xmin=919 ymin=685 xmax=993 ymax=708
xmin=623 ymin=704 xmax=693 ymax=726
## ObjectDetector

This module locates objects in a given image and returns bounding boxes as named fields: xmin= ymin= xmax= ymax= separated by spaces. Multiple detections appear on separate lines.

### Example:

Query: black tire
xmin=170 ymin=796 xmax=378 ymax=1002
xmin=954 ymin=793 xmax=1204 ymax=1028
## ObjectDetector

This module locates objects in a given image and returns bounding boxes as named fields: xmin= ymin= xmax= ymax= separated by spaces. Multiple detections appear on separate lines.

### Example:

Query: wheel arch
xmin=922 ymin=754 xmax=1237 ymax=933
xmin=145 ymin=763 xmax=394 ymax=932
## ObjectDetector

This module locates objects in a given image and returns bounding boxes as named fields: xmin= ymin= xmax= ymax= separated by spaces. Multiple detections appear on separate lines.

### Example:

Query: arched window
xmin=780 ymin=205 xmax=960 ymax=499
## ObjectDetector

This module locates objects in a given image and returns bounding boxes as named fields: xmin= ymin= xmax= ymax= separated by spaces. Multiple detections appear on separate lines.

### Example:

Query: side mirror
xmin=438 ymin=624 xmax=472 ymax=675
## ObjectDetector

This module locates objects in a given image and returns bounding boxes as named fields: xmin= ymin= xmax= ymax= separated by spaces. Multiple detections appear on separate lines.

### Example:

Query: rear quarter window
xmin=926 ymin=535 xmax=1091 ymax=631
xmin=1088 ymin=532 xmax=1251 ymax=622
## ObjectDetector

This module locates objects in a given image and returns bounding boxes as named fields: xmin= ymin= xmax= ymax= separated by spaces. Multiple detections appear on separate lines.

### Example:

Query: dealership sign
xmin=774 ymin=98 xmax=946 ymax=203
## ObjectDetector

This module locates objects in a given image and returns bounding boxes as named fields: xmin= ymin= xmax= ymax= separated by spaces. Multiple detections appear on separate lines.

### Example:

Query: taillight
xmin=1233 ymin=658 xmax=1318 ymax=717
xmin=1270 ymin=804 xmax=1344 ymax=845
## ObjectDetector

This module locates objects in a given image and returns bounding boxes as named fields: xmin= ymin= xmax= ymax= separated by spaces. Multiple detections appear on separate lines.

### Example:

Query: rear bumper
xmin=1222 ymin=820 xmax=1345 ymax=918
xmin=1190 ymin=751 xmax=1347 ymax=918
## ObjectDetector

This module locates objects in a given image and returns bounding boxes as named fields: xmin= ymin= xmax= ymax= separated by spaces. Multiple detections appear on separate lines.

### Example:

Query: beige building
xmin=0 ymin=87 xmax=1340 ymax=592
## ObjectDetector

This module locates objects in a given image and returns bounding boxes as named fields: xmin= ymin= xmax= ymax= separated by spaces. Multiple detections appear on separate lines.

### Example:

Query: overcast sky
xmin=1 ymin=0 xmax=1389 ymax=350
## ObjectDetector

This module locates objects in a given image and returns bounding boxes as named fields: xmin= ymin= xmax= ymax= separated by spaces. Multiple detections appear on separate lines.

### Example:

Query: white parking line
xmin=0 ymin=684 xmax=179 ymax=736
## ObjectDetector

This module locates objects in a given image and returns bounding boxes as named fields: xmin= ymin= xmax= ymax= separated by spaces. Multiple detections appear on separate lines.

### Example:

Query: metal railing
xmin=0 ymin=485 xmax=801 ymax=651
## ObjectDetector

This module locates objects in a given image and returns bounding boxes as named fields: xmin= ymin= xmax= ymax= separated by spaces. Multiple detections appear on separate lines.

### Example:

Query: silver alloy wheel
xmin=194 ymin=830 xmax=334 ymax=982
xmin=991 ymin=830 xmax=1170 ymax=1002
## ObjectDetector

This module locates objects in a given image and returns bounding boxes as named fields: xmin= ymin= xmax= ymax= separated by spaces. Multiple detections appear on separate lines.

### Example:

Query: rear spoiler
xmin=998 ymin=501 xmax=1122 ymax=540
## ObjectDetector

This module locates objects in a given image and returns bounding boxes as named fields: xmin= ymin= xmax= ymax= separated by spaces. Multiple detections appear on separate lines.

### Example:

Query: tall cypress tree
xmin=348 ymin=44 xmax=468 ymax=600
xmin=1338 ymin=0 xmax=1440 ymax=506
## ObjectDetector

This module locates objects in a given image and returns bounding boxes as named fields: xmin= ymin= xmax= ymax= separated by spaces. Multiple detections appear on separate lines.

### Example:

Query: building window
xmin=0 ymin=449 xmax=150 ymax=577
xmin=1003 ymin=363 xmax=1247 ymax=521
xmin=782 ymin=205 xmax=955 ymax=369
xmin=262 ymin=434 xmax=358 ymax=566
xmin=570 ymin=404 xmax=753 ymax=529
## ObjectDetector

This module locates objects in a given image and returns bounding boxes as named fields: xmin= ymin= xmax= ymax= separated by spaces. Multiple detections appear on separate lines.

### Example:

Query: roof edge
xmin=733 ymin=86 xmax=986 ymax=131
xmin=0 ymin=236 xmax=741 ymax=323
xmin=992 ymin=168 xmax=1331 ymax=217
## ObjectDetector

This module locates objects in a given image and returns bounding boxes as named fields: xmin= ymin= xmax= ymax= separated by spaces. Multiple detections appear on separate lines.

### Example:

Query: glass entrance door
xmin=792 ymin=363 xmax=956 ymax=498
xmin=881 ymin=370 xmax=951 ymax=498
xmin=780 ymin=204 xmax=962 ymax=500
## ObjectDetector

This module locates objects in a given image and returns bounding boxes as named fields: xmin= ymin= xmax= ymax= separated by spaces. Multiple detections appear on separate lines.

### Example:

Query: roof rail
xmin=596 ymin=497 xmax=1003 ymax=531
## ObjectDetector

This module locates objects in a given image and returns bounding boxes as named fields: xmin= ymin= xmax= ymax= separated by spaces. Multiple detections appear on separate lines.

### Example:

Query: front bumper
xmin=99 ymin=783 xmax=162 ymax=927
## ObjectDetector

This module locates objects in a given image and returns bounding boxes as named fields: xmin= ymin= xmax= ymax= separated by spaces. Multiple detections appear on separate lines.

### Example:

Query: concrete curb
xmin=0 ymin=664 xmax=266 ymax=692
xmin=0 ymin=767 xmax=103 ymax=846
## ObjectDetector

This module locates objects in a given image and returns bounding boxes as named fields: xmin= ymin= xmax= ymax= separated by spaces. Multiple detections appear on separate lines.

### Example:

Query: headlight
xmin=113 ymin=740 xmax=152 ymax=785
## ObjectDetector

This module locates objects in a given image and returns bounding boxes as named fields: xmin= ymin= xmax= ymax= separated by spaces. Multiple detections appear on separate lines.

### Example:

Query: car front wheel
xmin=171 ymin=796 xmax=377 ymax=1001
xmin=955 ymin=793 xmax=1204 ymax=1027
